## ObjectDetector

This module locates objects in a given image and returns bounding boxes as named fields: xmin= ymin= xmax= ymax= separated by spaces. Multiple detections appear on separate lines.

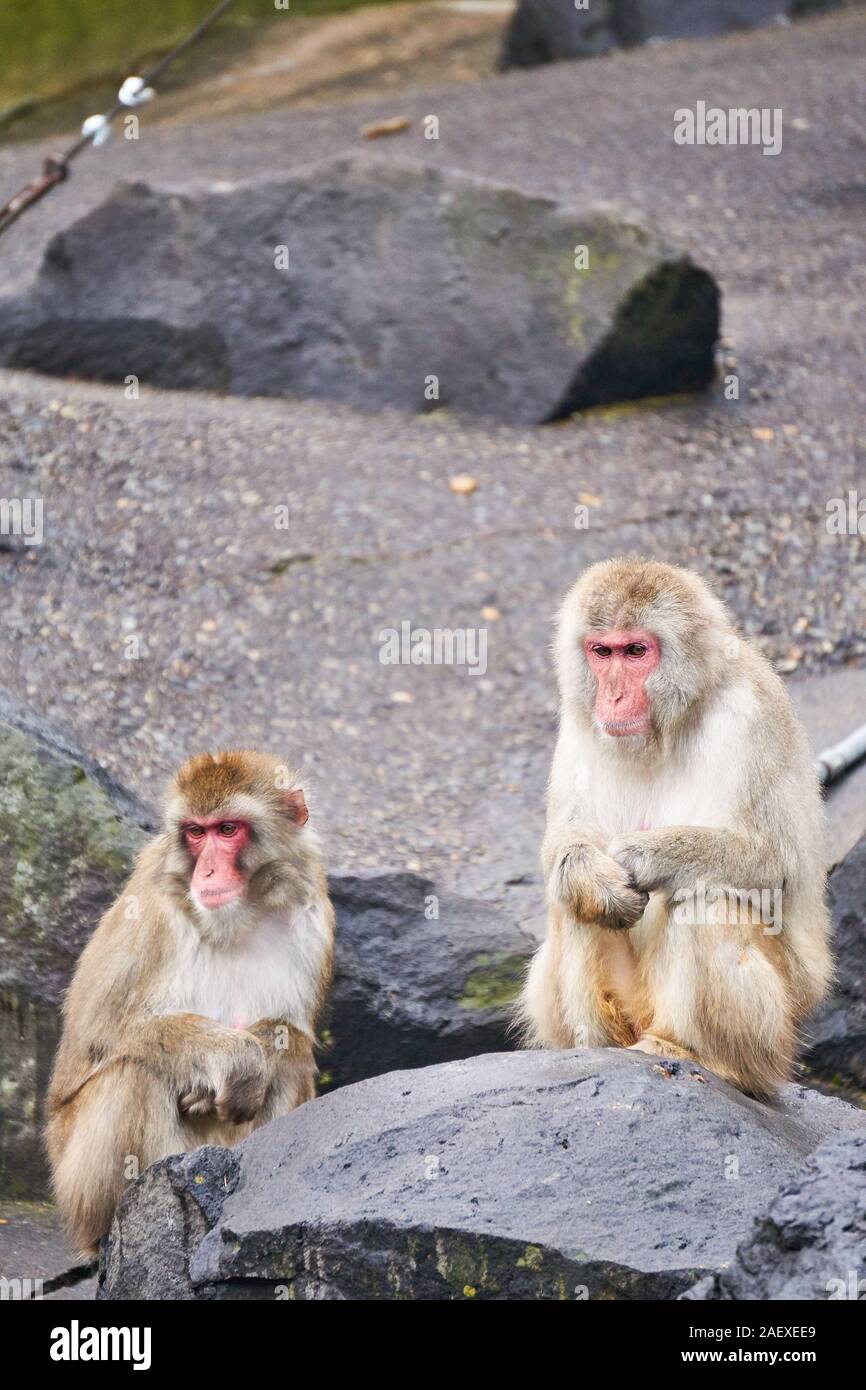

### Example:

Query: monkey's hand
xmin=213 ymin=1032 xmax=269 ymax=1124
xmin=609 ymin=832 xmax=672 ymax=895
xmin=550 ymin=841 xmax=649 ymax=932
xmin=178 ymin=1025 xmax=268 ymax=1125
xmin=178 ymin=1079 xmax=217 ymax=1118
xmin=246 ymin=1018 xmax=319 ymax=1119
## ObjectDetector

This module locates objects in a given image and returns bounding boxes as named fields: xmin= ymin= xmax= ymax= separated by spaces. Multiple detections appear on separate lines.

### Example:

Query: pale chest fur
xmin=556 ymin=678 xmax=758 ymax=837
xmin=154 ymin=901 xmax=330 ymax=1035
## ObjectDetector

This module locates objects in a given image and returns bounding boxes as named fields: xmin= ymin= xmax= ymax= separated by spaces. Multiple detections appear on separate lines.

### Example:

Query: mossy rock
xmin=0 ymin=689 xmax=153 ymax=1198
xmin=324 ymin=873 xmax=535 ymax=1090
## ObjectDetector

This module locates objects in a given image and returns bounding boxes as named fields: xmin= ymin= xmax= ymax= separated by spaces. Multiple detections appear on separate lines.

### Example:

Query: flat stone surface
xmin=99 ymin=1047 xmax=866 ymax=1300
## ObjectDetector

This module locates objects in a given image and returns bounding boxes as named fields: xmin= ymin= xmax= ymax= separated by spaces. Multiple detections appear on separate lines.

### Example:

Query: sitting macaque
xmin=46 ymin=750 xmax=334 ymax=1256
xmin=517 ymin=558 xmax=832 ymax=1098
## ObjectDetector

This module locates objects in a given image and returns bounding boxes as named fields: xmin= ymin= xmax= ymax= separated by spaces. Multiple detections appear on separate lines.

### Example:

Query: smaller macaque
xmin=46 ymin=750 xmax=334 ymax=1256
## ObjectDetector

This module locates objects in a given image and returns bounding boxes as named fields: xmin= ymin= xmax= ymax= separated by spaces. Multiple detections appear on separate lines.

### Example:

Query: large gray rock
xmin=0 ymin=690 xmax=152 ymax=1198
xmin=98 ymin=1048 xmax=866 ymax=1300
xmin=0 ymin=154 xmax=719 ymax=424
xmin=803 ymin=832 xmax=866 ymax=1093
xmin=684 ymin=1133 xmax=866 ymax=1300
xmin=326 ymin=873 xmax=533 ymax=1090
xmin=501 ymin=0 xmax=839 ymax=70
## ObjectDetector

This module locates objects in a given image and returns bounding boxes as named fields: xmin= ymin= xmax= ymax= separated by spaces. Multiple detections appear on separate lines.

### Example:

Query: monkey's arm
xmin=50 ymin=1012 xmax=268 ymax=1126
xmin=127 ymin=1014 xmax=270 ymax=1123
xmin=542 ymin=818 xmax=649 ymax=932
xmin=609 ymin=826 xmax=785 ymax=896
xmin=247 ymin=1018 xmax=318 ymax=1117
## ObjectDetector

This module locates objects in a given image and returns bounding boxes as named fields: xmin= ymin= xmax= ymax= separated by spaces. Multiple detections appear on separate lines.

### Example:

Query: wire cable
xmin=0 ymin=0 xmax=236 ymax=238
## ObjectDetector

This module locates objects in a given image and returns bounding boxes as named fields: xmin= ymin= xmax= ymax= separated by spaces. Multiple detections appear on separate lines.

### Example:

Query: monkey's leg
xmin=518 ymin=908 xmax=636 ymax=1049
xmin=628 ymin=1034 xmax=698 ymax=1062
xmin=47 ymin=1061 xmax=195 ymax=1259
xmin=640 ymin=918 xmax=795 ymax=1098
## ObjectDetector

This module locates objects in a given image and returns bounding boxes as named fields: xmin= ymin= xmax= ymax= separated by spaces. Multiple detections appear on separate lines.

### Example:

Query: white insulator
xmin=81 ymin=113 xmax=112 ymax=147
xmin=118 ymin=76 xmax=155 ymax=108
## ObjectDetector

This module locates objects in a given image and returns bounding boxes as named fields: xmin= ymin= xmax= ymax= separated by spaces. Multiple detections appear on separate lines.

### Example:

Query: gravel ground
xmin=0 ymin=1200 xmax=95 ymax=1300
xmin=0 ymin=9 xmax=864 ymax=910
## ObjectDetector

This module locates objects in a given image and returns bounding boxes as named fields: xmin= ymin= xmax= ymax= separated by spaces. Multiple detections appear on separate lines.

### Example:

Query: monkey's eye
xmin=218 ymin=822 xmax=239 ymax=837
xmin=626 ymin=644 xmax=648 ymax=658
xmin=185 ymin=825 xmax=205 ymax=839
xmin=591 ymin=645 xmax=612 ymax=658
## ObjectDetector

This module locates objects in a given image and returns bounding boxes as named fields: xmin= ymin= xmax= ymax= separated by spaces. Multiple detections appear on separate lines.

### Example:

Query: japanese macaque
xmin=517 ymin=558 xmax=832 ymax=1099
xmin=46 ymin=751 xmax=334 ymax=1257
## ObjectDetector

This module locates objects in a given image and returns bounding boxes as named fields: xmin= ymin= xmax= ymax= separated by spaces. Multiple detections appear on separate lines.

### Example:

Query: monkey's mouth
xmin=195 ymin=884 xmax=244 ymax=909
xmin=600 ymin=717 xmax=650 ymax=737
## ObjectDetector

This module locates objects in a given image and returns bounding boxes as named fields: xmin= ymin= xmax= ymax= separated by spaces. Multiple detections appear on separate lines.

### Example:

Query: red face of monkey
xmin=584 ymin=629 xmax=660 ymax=737
xmin=183 ymin=820 xmax=252 ymax=909
xmin=181 ymin=786 xmax=310 ymax=913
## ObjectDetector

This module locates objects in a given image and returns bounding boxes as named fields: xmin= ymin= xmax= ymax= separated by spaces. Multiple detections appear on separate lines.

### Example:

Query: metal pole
xmin=816 ymin=722 xmax=866 ymax=787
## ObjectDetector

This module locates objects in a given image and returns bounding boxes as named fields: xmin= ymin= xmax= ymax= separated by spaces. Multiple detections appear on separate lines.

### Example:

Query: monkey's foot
xmin=629 ymin=1033 xmax=696 ymax=1062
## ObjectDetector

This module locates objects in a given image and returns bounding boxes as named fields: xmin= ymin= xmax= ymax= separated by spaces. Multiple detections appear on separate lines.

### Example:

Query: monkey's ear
xmin=283 ymin=788 xmax=309 ymax=826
